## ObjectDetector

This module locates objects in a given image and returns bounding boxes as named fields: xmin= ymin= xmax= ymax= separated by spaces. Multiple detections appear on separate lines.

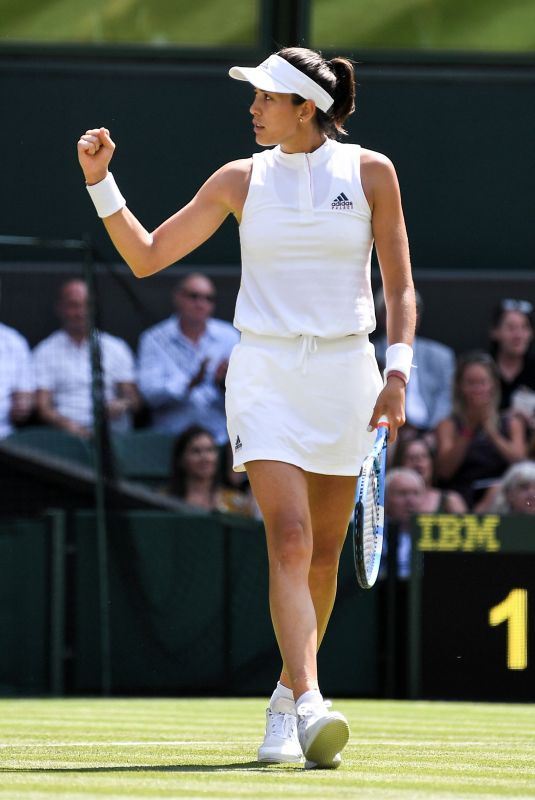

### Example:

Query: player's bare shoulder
xmin=360 ymin=148 xmax=398 ymax=181
xmin=360 ymin=148 xmax=401 ymax=209
xmin=216 ymin=158 xmax=253 ymax=186
xmin=207 ymin=159 xmax=252 ymax=220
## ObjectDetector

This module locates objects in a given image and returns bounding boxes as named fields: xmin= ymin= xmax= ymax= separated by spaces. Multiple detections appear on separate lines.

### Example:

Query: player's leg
xmin=308 ymin=472 xmax=356 ymax=639
xmin=248 ymin=461 xmax=351 ymax=767
xmin=302 ymin=472 xmax=356 ymax=768
xmin=278 ymin=472 xmax=354 ymax=769
xmin=246 ymin=460 xmax=318 ymax=698
xmin=246 ymin=459 xmax=315 ymax=763
xmin=279 ymin=471 xmax=357 ymax=691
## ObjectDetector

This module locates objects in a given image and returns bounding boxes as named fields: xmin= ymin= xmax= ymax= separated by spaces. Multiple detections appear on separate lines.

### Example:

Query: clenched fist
xmin=77 ymin=127 xmax=115 ymax=186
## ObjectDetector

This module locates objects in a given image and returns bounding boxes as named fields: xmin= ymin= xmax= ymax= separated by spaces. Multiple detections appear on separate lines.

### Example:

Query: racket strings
xmin=362 ymin=470 xmax=380 ymax=573
xmin=354 ymin=434 xmax=387 ymax=589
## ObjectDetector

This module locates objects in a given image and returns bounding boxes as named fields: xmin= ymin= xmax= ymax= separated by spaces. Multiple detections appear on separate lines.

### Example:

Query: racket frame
xmin=353 ymin=419 xmax=389 ymax=589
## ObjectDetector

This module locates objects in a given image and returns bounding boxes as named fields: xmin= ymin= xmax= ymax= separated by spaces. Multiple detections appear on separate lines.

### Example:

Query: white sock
xmin=275 ymin=681 xmax=294 ymax=700
xmin=269 ymin=681 xmax=294 ymax=711
xmin=295 ymin=689 xmax=324 ymax=710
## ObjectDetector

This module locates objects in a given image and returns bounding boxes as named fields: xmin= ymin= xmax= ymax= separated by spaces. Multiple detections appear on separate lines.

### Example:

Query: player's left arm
xmin=362 ymin=150 xmax=416 ymax=440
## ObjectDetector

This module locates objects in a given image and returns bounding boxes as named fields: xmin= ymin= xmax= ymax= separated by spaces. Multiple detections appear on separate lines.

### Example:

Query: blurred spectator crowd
xmin=374 ymin=290 xmax=535 ymax=517
xmin=1 ymin=275 xmax=534 ymax=518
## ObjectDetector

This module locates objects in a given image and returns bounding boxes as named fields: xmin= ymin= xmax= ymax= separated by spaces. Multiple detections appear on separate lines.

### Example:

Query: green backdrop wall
xmin=73 ymin=511 xmax=379 ymax=697
xmin=0 ymin=511 xmax=379 ymax=697
xmin=1 ymin=54 xmax=534 ymax=273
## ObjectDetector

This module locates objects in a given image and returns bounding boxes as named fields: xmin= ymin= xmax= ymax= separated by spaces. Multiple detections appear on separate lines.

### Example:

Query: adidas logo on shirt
xmin=235 ymin=435 xmax=242 ymax=452
xmin=331 ymin=192 xmax=353 ymax=210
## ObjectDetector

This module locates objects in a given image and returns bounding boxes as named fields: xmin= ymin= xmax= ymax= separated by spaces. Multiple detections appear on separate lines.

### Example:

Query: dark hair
xmin=173 ymin=272 xmax=216 ymax=295
xmin=392 ymin=434 xmax=438 ymax=484
xmin=489 ymin=299 xmax=534 ymax=357
xmin=168 ymin=425 xmax=219 ymax=497
xmin=277 ymin=47 xmax=356 ymax=138
xmin=392 ymin=434 xmax=432 ymax=466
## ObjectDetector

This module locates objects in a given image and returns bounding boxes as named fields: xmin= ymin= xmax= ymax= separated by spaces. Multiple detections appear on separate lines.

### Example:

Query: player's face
xmin=492 ymin=310 xmax=533 ymax=358
xmin=250 ymin=88 xmax=302 ymax=148
xmin=182 ymin=434 xmax=219 ymax=480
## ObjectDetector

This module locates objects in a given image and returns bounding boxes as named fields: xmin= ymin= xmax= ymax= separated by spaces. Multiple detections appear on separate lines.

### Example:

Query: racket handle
xmin=377 ymin=415 xmax=390 ymax=428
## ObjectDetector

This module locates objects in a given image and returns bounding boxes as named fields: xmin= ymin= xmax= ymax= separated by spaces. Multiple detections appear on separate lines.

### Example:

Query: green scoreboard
xmin=409 ymin=514 xmax=534 ymax=701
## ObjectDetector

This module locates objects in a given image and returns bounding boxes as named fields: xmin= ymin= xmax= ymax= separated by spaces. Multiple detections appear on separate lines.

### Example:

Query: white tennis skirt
xmin=225 ymin=332 xmax=383 ymax=476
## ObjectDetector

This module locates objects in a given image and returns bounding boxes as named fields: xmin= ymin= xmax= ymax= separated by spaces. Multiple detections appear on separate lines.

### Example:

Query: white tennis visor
xmin=229 ymin=54 xmax=334 ymax=113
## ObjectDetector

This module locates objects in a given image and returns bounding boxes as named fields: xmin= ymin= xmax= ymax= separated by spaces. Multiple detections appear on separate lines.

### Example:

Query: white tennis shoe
xmin=296 ymin=701 xmax=349 ymax=769
xmin=257 ymin=699 xmax=303 ymax=763
xmin=305 ymin=752 xmax=342 ymax=770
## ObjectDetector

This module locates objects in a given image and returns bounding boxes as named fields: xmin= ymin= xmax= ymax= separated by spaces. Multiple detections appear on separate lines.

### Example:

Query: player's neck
xmin=280 ymin=128 xmax=326 ymax=155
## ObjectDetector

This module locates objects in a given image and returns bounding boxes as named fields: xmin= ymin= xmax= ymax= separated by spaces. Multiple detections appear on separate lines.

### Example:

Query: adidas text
xmin=331 ymin=191 xmax=353 ymax=210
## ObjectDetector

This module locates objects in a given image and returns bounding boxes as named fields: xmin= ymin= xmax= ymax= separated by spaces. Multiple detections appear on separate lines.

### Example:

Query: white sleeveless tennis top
xmin=234 ymin=137 xmax=375 ymax=338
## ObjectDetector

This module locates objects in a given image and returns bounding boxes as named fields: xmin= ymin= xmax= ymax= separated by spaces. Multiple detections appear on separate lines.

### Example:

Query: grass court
xmin=1 ymin=697 xmax=534 ymax=798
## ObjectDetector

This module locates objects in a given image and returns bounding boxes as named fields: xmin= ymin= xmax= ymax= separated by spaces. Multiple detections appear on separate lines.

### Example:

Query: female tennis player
xmin=78 ymin=46 xmax=416 ymax=769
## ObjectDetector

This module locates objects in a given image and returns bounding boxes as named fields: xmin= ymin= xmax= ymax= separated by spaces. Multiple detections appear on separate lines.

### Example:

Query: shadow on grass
xmin=0 ymin=761 xmax=303 ymax=774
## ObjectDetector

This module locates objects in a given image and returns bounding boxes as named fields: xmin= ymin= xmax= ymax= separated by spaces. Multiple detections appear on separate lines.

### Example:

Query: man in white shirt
xmin=33 ymin=279 xmax=140 ymax=437
xmin=0 ymin=322 xmax=34 ymax=439
xmin=137 ymin=273 xmax=239 ymax=444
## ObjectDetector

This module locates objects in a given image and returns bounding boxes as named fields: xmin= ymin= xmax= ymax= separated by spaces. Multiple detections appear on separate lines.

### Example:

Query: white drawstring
xmin=297 ymin=335 xmax=318 ymax=374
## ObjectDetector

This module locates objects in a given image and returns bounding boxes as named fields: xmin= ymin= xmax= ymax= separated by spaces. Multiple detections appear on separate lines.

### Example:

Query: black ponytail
xmin=277 ymin=47 xmax=357 ymax=139
xmin=327 ymin=57 xmax=356 ymax=135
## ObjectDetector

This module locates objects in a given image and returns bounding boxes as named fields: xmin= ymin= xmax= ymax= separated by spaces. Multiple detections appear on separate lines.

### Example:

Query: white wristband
xmin=385 ymin=343 xmax=413 ymax=384
xmin=86 ymin=172 xmax=126 ymax=218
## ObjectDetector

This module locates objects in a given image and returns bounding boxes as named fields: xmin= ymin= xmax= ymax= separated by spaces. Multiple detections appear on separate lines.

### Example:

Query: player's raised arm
xmin=77 ymin=127 xmax=248 ymax=278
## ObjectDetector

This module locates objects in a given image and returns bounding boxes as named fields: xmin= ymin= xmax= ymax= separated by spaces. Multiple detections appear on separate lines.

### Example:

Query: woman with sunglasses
xmin=489 ymin=299 xmax=535 ymax=427
xmin=77 ymin=46 xmax=416 ymax=769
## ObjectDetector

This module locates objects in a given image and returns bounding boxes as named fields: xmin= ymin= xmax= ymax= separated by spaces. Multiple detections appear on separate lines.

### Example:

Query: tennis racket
xmin=353 ymin=416 xmax=389 ymax=589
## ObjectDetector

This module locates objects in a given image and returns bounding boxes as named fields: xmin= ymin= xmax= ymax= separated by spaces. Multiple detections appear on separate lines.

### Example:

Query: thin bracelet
xmin=385 ymin=369 xmax=408 ymax=386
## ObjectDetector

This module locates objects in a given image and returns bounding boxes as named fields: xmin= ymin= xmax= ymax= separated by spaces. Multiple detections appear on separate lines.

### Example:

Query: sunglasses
xmin=181 ymin=290 xmax=216 ymax=303
xmin=500 ymin=299 xmax=533 ymax=315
